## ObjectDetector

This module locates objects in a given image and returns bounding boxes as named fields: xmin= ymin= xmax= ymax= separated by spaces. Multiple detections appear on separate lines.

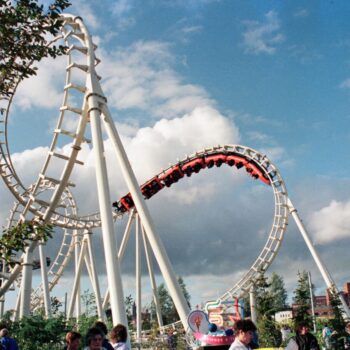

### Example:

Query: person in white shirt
xmin=109 ymin=324 xmax=129 ymax=350
xmin=228 ymin=319 xmax=257 ymax=350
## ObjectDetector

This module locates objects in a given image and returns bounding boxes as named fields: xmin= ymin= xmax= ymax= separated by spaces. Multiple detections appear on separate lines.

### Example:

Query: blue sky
xmin=2 ymin=0 xmax=350 ymax=312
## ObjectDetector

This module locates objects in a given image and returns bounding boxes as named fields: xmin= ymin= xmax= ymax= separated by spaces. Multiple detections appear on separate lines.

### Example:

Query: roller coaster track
xmin=113 ymin=144 xmax=289 ymax=303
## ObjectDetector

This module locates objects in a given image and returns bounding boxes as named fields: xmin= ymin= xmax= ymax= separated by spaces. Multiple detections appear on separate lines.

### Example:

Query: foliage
xmin=150 ymin=276 xmax=191 ymax=325
xmin=254 ymin=274 xmax=275 ymax=318
xmin=327 ymin=287 xmax=347 ymax=349
xmin=0 ymin=0 xmax=70 ymax=98
xmin=293 ymin=270 xmax=313 ymax=326
xmin=0 ymin=221 xmax=53 ymax=263
xmin=243 ymin=272 xmax=288 ymax=319
xmin=124 ymin=294 xmax=134 ymax=317
xmin=269 ymin=272 xmax=288 ymax=311
xmin=81 ymin=289 xmax=97 ymax=317
xmin=257 ymin=315 xmax=282 ymax=348
xmin=10 ymin=314 xmax=68 ymax=350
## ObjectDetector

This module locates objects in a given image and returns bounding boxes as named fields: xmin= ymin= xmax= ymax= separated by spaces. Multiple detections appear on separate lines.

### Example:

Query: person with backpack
xmin=322 ymin=324 xmax=332 ymax=349
xmin=0 ymin=329 xmax=19 ymax=350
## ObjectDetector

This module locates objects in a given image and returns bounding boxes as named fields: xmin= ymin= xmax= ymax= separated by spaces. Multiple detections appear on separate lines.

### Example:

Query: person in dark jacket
xmin=286 ymin=322 xmax=320 ymax=350
xmin=93 ymin=321 xmax=113 ymax=350
xmin=0 ymin=329 xmax=19 ymax=350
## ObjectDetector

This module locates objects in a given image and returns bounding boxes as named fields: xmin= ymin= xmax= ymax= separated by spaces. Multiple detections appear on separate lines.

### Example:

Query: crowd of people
xmin=64 ymin=321 xmax=129 ymax=350
xmin=0 ymin=321 xmax=129 ymax=350
xmin=0 ymin=318 xmax=350 ymax=349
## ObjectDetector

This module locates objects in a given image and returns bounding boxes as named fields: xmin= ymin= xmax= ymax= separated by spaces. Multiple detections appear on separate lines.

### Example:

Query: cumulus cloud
xmin=242 ymin=10 xmax=284 ymax=55
xmin=309 ymin=200 xmax=350 ymax=244
xmin=293 ymin=9 xmax=309 ymax=18
xmin=339 ymin=78 xmax=350 ymax=89
xmin=100 ymin=41 xmax=214 ymax=119
xmin=14 ymin=55 xmax=66 ymax=110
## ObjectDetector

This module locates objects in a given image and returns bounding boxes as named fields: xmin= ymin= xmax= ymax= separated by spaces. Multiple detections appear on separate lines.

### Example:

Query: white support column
xmin=308 ymin=272 xmax=317 ymax=333
xmin=74 ymin=230 xmax=81 ymax=319
xmin=67 ymin=239 xmax=87 ymax=319
xmin=142 ymin=225 xmax=164 ymax=330
xmin=0 ymin=296 xmax=4 ymax=318
xmin=249 ymin=286 xmax=257 ymax=324
xmin=14 ymin=289 xmax=21 ymax=321
xmin=88 ymin=93 xmax=127 ymax=327
xmin=38 ymin=241 xmax=52 ymax=317
xmin=19 ymin=247 xmax=33 ymax=318
xmin=136 ymin=215 xmax=142 ymax=343
xmin=86 ymin=231 xmax=105 ymax=321
xmin=0 ymin=260 xmax=5 ymax=318
xmin=101 ymin=104 xmax=190 ymax=328
xmin=102 ymin=210 xmax=136 ymax=310
xmin=288 ymin=197 xmax=350 ymax=318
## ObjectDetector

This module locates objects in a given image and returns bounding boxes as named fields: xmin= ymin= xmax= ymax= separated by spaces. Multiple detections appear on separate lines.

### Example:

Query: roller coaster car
xmin=141 ymin=177 xmax=164 ymax=199
xmin=181 ymin=158 xmax=206 ymax=177
xmin=204 ymin=154 xmax=227 ymax=168
xmin=226 ymin=155 xmax=247 ymax=169
xmin=158 ymin=166 xmax=184 ymax=187
xmin=119 ymin=193 xmax=135 ymax=211
xmin=245 ymin=162 xmax=270 ymax=185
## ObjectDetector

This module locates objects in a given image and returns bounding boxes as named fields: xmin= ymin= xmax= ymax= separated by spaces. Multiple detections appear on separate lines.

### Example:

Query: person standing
xmin=167 ymin=329 xmax=177 ymax=350
xmin=228 ymin=319 xmax=257 ymax=350
xmin=281 ymin=325 xmax=291 ymax=343
xmin=64 ymin=331 xmax=82 ymax=350
xmin=109 ymin=324 xmax=129 ymax=350
xmin=344 ymin=322 xmax=350 ymax=349
xmin=322 ymin=324 xmax=332 ymax=349
xmin=93 ymin=321 xmax=114 ymax=350
xmin=84 ymin=327 xmax=107 ymax=350
xmin=285 ymin=322 xmax=320 ymax=350
xmin=0 ymin=329 xmax=19 ymax=350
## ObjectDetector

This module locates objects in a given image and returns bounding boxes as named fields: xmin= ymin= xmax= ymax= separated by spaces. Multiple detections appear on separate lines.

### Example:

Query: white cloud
xmin=14 ymin=55 xmax=66 ymax=110
xmin=99 ymin=40 xmax=214 ymax=119
xmin=309 ymin=200 xmax=350 ymax=244
xmin=339 ymin=78 xmax=350 ymax=89
xmin=294 ymin=9 xmax=309 ymax=18
xmin=242 ymin=10 xmax=284 ymax=55
xmin=70 ymin=0 xmax=100 ymax=30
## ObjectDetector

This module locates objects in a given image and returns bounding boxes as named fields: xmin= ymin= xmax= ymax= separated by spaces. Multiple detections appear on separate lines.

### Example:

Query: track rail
xmin=0 ymin=15 xmax=117 ymax=230
xmin=114 ymin=144 xmax=289 ymax=303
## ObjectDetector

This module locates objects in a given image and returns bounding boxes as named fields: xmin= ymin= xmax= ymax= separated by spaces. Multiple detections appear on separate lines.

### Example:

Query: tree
xmin=255 ymin=274 xmax=275 ymax=318
xmin=0 ymin=0 xmax=71 ymax=98
xmin=124 ymin=294 xmax=134 ymax=317
xmin=269 ymin=272 xmax=288 ymax=312
xmin=151 ymin=276 xmax=191 ymax=325
xmin=327 ymin=287 xmax=347 ymax=349
xmin=11 ymin=314 xmax=68 ymax=350
xmin=81 ymin=289 xmax=97 ymax=317
xmin=257 ymin=315 xmax=282 ymax=348
xmin=0 ymin=221 xmax=53 ymax=263
xmin=293 ymin=270 xmax=312 ymax=326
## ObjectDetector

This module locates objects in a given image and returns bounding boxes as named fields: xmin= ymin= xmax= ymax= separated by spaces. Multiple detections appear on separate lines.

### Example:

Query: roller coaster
xmin=0 ymin=13 xmax=349 ymax=346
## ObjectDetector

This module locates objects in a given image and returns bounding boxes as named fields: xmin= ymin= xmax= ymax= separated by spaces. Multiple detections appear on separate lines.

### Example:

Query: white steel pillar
xmin=74 ymin=229 xmax=81 ymax=319
xmin=142 ymin=225 xmax=164 ymax=330
xmin=88 ymin=92 xmax=127 ymax=327
xmin=19 ymin=247 xmax=33 ymax=318
xmin=38 ymin=241 xmax=52 ymax=317
xmin=288 ymin=198 xmax=350 ymax=318
xmin=308 ymin=272 xmax=317 ymax=333
xmin=249 ymin=285 xmax=257 ymax=324
xmin=102 ymin=210 xmax=136 ymax=310
xmin=14 ymin=289 xmax=21 ymax=321
xmin=86 ymin=231 xmax=105 ymax=321
xmin=67 ymin=239 xmax=87 ymax=319
xmin=136 ymin=215 xmax=142 ymax=343
xmin=101 ymin=104 xmax=190 ymax=328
